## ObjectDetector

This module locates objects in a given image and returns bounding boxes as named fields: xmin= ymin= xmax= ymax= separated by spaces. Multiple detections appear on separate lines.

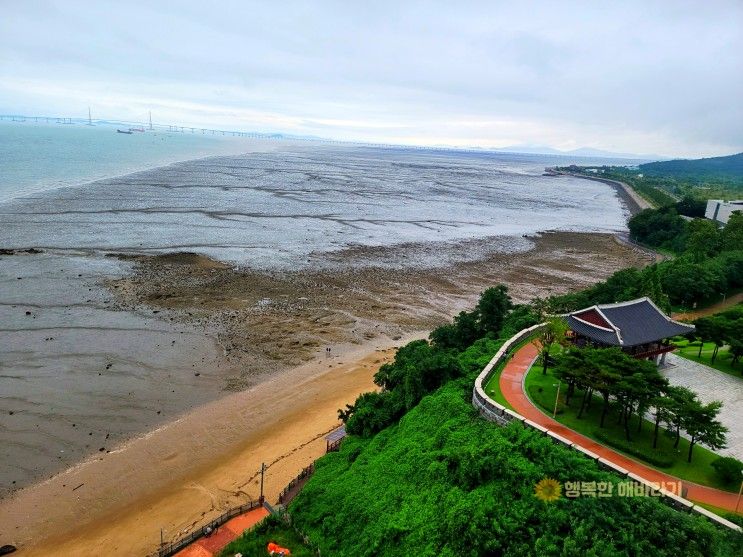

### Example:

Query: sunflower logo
xmin=534 ymin=477 xmax=562 ymax=502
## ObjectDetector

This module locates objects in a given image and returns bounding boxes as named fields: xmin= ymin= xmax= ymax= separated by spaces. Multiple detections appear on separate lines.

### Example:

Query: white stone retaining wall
xmin=471 ymin=324 xmax=741 ymax=533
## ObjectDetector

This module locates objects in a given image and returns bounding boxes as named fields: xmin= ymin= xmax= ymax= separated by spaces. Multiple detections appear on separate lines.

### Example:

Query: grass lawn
xmin=673 ymin=339 xmax=743 ymax=380
xmin=220 ymin=514 xmax=313 ymax=557
xmin=524 ymin=361 xmax=741 ymax=495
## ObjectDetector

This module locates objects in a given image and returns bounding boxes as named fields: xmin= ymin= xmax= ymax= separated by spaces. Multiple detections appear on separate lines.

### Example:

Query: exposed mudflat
xmin=0 ymin=231 xmax=650 ymax=557
xmin=0 ymin=145 xmax=645 ymax=555
xmin=107 ymin=231 xmax=652 ymax=387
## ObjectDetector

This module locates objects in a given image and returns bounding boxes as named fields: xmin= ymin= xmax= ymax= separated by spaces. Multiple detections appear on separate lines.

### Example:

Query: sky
xmin=1 ymin=1 xmax=741 ymax=157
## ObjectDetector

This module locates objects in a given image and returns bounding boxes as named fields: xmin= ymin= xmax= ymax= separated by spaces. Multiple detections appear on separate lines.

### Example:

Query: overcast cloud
xmin=1 ymin=1 xmax=741 ymax=157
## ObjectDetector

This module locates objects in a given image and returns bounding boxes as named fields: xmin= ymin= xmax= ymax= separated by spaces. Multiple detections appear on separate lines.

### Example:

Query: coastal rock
xmin=0 ymin=248 xmax=43 ymax=255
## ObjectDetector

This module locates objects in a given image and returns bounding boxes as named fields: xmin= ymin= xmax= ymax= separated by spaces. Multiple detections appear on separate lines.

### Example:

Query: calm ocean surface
xmin=0 ymin=121 xmax=267 ymax=203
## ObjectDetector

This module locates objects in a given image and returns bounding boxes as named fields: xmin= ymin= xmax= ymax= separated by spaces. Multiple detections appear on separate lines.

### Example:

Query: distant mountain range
xmin=639 ymin=152 xmax=743 ymax=180
xmin=491 ymin=144 xmax=660 ymax=160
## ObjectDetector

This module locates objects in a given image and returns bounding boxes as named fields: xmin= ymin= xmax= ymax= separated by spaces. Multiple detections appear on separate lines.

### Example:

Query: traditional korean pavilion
xmin=565 ymin=297 xmax=695 ymax=364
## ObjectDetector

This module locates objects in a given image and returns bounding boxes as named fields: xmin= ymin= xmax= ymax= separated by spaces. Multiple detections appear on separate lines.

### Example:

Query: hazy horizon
xmin=1 ymin=1 xmax=742 ymax=158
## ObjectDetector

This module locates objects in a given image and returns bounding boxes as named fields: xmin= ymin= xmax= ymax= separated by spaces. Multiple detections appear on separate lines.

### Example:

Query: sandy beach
xmin=0 ymin=230 xmax=650 ymax=556
xmin=0 ymin=336 xmax=414 ymax=556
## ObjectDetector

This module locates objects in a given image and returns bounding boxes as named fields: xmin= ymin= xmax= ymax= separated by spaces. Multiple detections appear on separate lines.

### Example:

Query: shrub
xmin=592 ymin=430 xmax=674 ymax=468
xmin=711 ymin=456 xmax=743 ymax=485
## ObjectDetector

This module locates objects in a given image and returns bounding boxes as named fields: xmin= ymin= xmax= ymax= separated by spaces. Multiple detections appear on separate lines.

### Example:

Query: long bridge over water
xmin=0 ymin=113 xmax=481 ymax=152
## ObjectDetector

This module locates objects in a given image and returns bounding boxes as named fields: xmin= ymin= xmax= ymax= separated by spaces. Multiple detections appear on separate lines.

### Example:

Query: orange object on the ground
xmin=267 ymin=541 xmax=291 ymax=555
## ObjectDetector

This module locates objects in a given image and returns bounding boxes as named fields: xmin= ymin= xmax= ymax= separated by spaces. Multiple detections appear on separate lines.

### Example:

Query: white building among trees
xmin=705 ymin=199 xmax=743 ymax=225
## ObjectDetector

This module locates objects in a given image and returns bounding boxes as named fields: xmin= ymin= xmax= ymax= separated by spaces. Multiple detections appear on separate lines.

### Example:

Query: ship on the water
xmin=116 ymin=128 xmax=133 ymax=134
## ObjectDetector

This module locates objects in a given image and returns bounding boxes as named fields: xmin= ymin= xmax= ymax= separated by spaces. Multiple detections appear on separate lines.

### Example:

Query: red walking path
xmin=173 ymin=506 xmax=269 ymax=557
xmin=499 ymin=343 xmax=742 ymax=514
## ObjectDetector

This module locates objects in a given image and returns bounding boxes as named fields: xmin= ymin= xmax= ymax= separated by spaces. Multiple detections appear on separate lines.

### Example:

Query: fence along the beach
xmin=155 ymin=427 xmax=346 ymax=556
xmin=155 ymin=499 xmax=261 ymax=557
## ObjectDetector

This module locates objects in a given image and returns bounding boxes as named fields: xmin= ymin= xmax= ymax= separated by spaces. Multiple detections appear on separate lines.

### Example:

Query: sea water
xmin=0 ymin=123 xmax=629 ymax=268
xmin=0 ymin=120 xmax=269 ymax=203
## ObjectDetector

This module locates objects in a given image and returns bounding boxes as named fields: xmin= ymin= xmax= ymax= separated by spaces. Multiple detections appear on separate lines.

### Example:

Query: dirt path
xmin=499 ymin=343 xmax=742 ymax=513
xmin=673 ymin=292 xmax=743 ymax=321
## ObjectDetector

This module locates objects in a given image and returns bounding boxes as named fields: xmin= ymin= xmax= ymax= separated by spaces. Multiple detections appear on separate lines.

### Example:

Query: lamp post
xmin=552 ymin=382 xmax=561 ymax=418
xmin=736 ymin=471 xmax=743 ymax=514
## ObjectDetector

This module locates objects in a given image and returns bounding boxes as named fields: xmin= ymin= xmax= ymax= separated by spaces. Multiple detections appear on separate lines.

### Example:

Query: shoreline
xmin=547 ymin=168 xmax=653 ymax=215
xmin=0 ymin=332 xmax=423 ymax=556
xmin=0 ymin=230 xmax=651 ymax=556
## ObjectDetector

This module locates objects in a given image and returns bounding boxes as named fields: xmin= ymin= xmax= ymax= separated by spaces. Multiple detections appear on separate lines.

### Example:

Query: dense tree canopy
xmin=294 ymin=385 xmax=742 ymax=556
xmin=629 ymin=207 xmax=688 ymax=252
xmin=341 ymin=285 xmax=524 ymax=437
xmin=549 ymin=205 xmax=743 ymax=312
xmin=676 ymin=195 xmax=707 ymax=218
xmin=429 ymin=285 xmax=514 ymax=351
xmin=288 ymin=270 xmax=743 ymax=556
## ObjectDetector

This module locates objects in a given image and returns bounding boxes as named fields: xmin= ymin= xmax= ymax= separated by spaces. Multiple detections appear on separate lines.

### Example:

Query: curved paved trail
xmin=499 ymin=343 xmax=741 ymax=513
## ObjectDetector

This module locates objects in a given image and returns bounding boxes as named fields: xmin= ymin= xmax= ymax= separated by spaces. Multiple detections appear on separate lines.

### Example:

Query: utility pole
xmin=149 ymin=111 xmax=153 ymax=131
xmin=259 ymin=462 xmax=266 ymax=504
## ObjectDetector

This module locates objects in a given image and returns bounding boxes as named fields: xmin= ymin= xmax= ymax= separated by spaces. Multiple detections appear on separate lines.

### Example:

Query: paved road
xmin=663 ymin=353 xmax=743 ymax=460
xmin=499 ymin=343 xmax=741 ymax=513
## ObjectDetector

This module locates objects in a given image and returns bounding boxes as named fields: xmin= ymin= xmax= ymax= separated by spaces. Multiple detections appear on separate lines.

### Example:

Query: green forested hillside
xmin=287 ymin=382 xmax=741 ymax=556
xmin=221 ymin=288 xmax=741 ymax=557
xmin=640 ymin=153 xmax=743 ymax=182
xmin=548 ymin=208 xmax=743 ymax=312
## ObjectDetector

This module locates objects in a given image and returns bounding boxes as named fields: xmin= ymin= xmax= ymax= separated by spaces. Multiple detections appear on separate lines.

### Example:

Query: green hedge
xmin=592 ymin=429 xmax=674 ymax=468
